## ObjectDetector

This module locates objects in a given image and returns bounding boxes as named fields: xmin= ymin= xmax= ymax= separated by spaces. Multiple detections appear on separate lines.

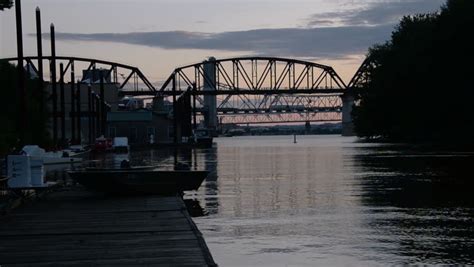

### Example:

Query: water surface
xmin=188 ymin=135 xmax=474 ymax=266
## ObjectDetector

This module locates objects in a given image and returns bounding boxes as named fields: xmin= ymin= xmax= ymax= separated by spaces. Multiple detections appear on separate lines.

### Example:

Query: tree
xmin=352 ymin=0 xmax=474 ymax=145
xmin=0 ymin=0 xmax=13 ymax=11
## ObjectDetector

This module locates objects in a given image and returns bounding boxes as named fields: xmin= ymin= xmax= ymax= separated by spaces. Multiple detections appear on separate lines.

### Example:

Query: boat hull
xmin=68 ymin=170 xmax=208 ymax=195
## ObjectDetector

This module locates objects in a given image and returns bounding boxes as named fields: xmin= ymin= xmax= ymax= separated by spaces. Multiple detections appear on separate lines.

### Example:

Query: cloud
xmin=44 ymin=0 xmax=445 ymax=60
xmin=51 ymin=25 xmax=394 ymax=59
xmin=306 ymin=0 xmax=445 ymax=27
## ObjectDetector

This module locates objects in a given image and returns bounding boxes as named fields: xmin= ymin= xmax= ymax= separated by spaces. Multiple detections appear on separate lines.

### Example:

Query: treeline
xmin=0 ymin=61 xmax=51 ymax=156
xmin=0 ymin=0 xmax=13 ymax=11
xmin=352 ymin=0 xmax=474 ymax=145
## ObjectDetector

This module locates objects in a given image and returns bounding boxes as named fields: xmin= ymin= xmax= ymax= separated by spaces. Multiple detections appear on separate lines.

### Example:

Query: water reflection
xmin=190 ymin=136 xmax=474 ymax=266
xmin=183 ymin=199 xmax=207 ymax=217
xmin=353 ymin=147 xmax=474 ymax=264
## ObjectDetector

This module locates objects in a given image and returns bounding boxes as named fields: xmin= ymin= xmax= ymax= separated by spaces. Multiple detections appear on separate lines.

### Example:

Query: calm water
xmin=47 ymin=135 xmax=474 ymax=266
xmin=187 ymin=135 xmax=474 ymax=266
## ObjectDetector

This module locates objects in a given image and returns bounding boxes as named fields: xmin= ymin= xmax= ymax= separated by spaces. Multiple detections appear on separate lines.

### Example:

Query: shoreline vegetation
xmin=352 ymin=0 xmax=474 ymax=146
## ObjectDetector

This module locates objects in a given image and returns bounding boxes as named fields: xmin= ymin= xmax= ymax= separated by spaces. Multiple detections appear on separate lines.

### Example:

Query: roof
xmin=107 ymin=110 xmax=153 ymax=122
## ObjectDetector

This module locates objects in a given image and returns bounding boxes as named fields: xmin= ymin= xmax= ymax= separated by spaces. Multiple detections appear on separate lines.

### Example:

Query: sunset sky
xmin=1 ymin=0 xmax=444 ymax=84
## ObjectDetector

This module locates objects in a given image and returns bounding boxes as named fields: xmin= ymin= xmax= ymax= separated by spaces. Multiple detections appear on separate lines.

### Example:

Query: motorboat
xmin=68 ymin=168 xmax=208 ymax=195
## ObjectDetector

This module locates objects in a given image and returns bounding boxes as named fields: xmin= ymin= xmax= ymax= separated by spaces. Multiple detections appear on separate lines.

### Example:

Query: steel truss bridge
xmin=3 ymin=56 xmax=353 ymax=125
xmin=157 ymin=57 xmax=347 ymax=125
xmin=3 ymin=56 xmax=157 ymax=92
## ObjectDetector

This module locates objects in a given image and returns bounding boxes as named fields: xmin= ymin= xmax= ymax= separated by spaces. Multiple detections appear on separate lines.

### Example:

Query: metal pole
xmin=193 ymin=83 xmax=197 ymax=129
xmin=172 ymin=75 xmax=178 ymax=144
xmin=76 ymin=81 xmax=81 ymax=144
xmin=35 ymin=7 xmax=44 ymax=123
xmin=15 ymin=0 xmax=27 ymax=144
xmin=91 ymin=92 xmax=97 ymax=142
xmin=99 ymin=71 xmax=105 ymax=136
xmin=95 ymin=95 xmax=100 ymax=138
xmin=91 ymin=93 xmax=96 ymax=141
xmin=59 ymin=63 xmax=66 ymax=144
xmin=50 ymin=23 xmax=57 ymax=145
xmin=87 ymin=85 xmax=92 ymax=144
xmin=70 ymin=64 xmax=76 ymax=143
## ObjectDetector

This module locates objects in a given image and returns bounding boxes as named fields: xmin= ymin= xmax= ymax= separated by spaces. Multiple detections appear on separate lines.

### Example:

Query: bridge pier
xmin=203 ymin=57 xmax=217 ymax=134
xmin=341 ymin=91 xmax=355 ymax=136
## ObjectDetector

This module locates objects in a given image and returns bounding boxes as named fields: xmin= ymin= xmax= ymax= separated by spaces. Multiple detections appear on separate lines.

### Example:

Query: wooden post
xmin=59 ymin=63 xmax=66 ymax=144
xmin=100 ymin=71 xmax=106 ymax=136
xmin=50 ymin=23 xmax=58 ymax=145
xmin=70 ymin=64 xmax=76 ymax=143
xmin=95 ymin=95 xmax=100 ymax=138
xmin=76 ymin=81 xmax=81 ymax=144
xmin=172 ymin=75 xmax=178 ymax=144
xmin=15 ymin=0 xmax=27 ymax=144
xmin=36 ymin=7 xmax=44 ymax=124
xmin=88 ymin=84 xmax=92 ymax=144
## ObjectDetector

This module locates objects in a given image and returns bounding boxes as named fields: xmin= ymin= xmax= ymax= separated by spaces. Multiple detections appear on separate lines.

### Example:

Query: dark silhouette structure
xmin=351 ymin=0 xmax=474 ymax=144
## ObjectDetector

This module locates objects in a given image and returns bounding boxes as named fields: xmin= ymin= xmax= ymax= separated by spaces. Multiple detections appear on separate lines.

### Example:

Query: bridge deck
xmin=0 ymin=189 xmax=216 ymax=266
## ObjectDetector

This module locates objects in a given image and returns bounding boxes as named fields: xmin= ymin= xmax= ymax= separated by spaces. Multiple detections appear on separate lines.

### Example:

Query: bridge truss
xmin=3 ymin=56 xmax=156 ymax=92
xmin=159 ymin=57 xmax=347 ymax=124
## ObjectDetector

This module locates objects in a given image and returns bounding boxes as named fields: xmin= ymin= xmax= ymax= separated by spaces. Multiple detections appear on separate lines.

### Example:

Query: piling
xmin=35 ymin=7 xmax=44 ymax=123
xmin=95 ymin=95 xmax=100 ymax=138
xmin=15 ymin=0 xmax=27 ymax=143
xmin=76 ymin=81 xmax=81 ymax=143
xmin=100 ymin=72 xmax=105 ymax=136
xmin=87 ymin=85 xmax=92 ymax=144
xmin=70 ymin=65 xmax=76 ymax=143
xmin=50 ymin=23 xmax=57 ymax=144
xmin=59 ymin=63 xmax=66 ymax=143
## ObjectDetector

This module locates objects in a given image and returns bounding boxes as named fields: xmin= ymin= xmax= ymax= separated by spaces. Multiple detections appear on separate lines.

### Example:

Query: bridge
xmin=155 ymin=57 xmax=348 ymax=127
xmin=2 ymin=55 xmax=358 ymax=136
xmin=2 ymin=56 xmax=157 ymax=92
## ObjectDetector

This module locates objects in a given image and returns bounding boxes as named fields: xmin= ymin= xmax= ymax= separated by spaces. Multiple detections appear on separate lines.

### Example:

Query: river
xmin=189 ymin=135 xmax=474 ymax=266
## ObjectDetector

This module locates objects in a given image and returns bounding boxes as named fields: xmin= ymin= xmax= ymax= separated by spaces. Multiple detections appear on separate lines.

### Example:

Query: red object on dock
xmin=93 ymin=136 xmax=112 ymax=151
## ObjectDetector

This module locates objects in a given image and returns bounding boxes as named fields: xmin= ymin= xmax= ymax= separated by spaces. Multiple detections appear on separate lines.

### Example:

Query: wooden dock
xmin=0 ymin=189 xmax=216 ymax=266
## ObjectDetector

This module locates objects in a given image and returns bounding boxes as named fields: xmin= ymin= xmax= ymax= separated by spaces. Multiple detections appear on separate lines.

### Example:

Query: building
xmin=106 ymin=97 xmax=175 ymax=145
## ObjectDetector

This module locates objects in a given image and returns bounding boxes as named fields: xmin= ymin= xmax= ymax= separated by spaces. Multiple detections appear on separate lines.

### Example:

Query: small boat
xmin=68 ymin=169 xmax=209 ymax=195
xmin=84 ymin=165 xmax=158 ymax=171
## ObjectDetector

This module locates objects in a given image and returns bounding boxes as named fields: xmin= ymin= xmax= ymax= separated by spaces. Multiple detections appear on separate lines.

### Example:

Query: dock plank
xmin=0 ymin=189 xmax=216 ymax=266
